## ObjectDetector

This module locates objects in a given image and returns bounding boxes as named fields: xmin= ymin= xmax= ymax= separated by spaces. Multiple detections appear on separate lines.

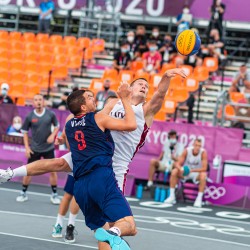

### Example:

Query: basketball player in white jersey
xmin=164 ymin=138 xmax=208 ymax=207
xmin=0 ymin=68 xmax=187 ymax=191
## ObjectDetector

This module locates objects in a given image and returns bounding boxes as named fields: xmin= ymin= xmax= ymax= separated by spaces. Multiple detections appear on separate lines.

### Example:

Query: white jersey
xmin=184 ymin=146 xmax=204 ymax=169
xmin=110 ymin=101 xmax=149 ymax=189
xmin=62 ymin=100 xmax=149 ymax=191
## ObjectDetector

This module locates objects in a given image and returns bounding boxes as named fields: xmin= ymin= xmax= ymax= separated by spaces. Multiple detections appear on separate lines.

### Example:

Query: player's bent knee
xmin=55 ymin=158 xmax=70 ymax=172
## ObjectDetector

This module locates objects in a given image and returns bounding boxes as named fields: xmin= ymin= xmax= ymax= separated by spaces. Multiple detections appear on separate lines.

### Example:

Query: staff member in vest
xmin=165 ymin=138 xmax=208 ymax=207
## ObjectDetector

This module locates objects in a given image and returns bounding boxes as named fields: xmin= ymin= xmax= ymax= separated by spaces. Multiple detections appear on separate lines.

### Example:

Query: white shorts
xmin=61 ymin=152 xmax=125 ymax=191
xmin=183 ymin=172 xmax=199 ymax=184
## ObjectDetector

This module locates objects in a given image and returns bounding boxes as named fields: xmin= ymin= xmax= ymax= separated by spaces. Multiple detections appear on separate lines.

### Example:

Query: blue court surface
xmin=0 ymin=182 xmax=249 ymax=250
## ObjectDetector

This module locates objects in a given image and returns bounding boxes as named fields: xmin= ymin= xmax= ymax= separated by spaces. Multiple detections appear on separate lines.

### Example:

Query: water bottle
xmin=164 ymin=169 xmax=169 ymax=183
xmin=136 ymin=184 xmax=143 ymax=199
xmin=160 ymin=188 xmax=167 ymax=202
xmin=154 ymin=186 xmax=161 ymax=202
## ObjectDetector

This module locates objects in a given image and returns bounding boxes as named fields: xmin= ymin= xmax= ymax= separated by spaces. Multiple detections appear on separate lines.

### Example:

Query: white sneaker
xmin=50 ymin=193 xmax=61 ymax=205
xmin=193 ymin=198 xmax=202 ymax=208
xmin=16 ymin=192 xmax=28 ymax=202
xmin=0 ymin=168 xmax=13 ymax=184
xmin=164 ymin=196 xmax=176 ymax=204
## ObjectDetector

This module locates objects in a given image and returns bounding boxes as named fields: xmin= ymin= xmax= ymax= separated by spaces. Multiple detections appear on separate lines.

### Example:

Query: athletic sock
xmin=147 ymin=181 xmax=153 ymax=187
xmin=109 ymin=227 xmax=121 ymax=236
xmin=13 ymin=166 xmax=27 ymax=178
xmin=56 ymin=214 xmax=64 ymax=227
xmin=22 ymin=185 xmax=28 ymax=193
xmin=197 ymin=192 xmax=203 ymax=200
xmin=169 ymin=188 xmax=175 ymax=199
xmin=51 ymin=185 xmax=57 ymax=194
xmin=68 ymin=212 xmax=77 ymax=226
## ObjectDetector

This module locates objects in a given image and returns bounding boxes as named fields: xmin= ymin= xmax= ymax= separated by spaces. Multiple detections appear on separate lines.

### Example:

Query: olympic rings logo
xmin=204 ymin=186 xmax=226 ymax=200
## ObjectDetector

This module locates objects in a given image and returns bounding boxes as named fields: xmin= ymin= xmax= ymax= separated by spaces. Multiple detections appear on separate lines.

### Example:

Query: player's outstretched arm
xmin=143 ymin=68 xmax=187 ymax=127
xmin=95 ymin=83 xmax=137 ymax=132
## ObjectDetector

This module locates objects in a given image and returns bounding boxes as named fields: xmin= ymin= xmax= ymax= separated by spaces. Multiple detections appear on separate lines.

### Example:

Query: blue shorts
xmin=64 ymin=174 xmax=75 ymax=196
xmin=74 ymin=167 xmax=133 ymax=230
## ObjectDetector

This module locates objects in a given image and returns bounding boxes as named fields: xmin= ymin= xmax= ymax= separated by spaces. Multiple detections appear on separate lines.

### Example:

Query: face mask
xmin=164 ymin=39 xmax=171 ymax=44
xmin=121 ymin=48 xmax=128 ymax=53
xmin=104 ymin=86 xmax=110 ymax=91
xmin=13 ymin=123 xmax=22 ymax=131
xmin=152 ymin=32 xmax=159 ymax=37
xmin=149 ymin=46 xmax=157 ymax=52
xmin=169 ymin=139 xmax=177 ymax=145
xmin=1 ymin=89 xmax=7 ymax=96
xmin=127 ymin=36 xmax=134 ymax=43
xmin=183 ymin=8 xmax=189 ymax=14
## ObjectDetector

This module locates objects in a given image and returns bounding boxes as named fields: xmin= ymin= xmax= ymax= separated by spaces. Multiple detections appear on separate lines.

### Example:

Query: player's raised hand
xmin=164 ymin=68 xmax=187 ymax=78
xmin=117 ymin=81 xmax=132 ymax=100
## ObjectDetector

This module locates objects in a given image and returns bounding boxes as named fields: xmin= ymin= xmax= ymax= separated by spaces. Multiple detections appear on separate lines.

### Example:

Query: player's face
xmin=33 ymin=95 xmax=44 ymax=109
xmin=83 ymin=91 xmax=96 ymax=112
xmin=131 ymin=79 xmax=149 ymax=100
xmin=193 ymin=141 xmax=202 ymax=155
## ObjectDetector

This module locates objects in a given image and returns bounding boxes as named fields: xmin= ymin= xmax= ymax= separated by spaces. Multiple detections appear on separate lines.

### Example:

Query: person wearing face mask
xmin=7 ymin=116 xmax=23 ymax=137
xmin=208 ymin=0 xmax=226 ymax=39
xmin=126 ymin=31 xmax=137 ymax=60
xmin=0 ymin=83 xmax=13 ymax=104
xmin=149 ymin=27 xmax=163 ymax=49
xmin=141 ymin=40 xmax=162 ymax=75
xmin=176 ymin=5 xmax=193 ymax=33
xmin=95 ymin=79 xmax=117 ymax=111
xmin=134 ymin=25 xmax=148 ymax=57
xmin=145 ymin=130 xmax=184 ymax=190
xmin=159 ymin=34 xmax=177 ymax=64
xmin=113 ymin=41 xmax=132 ymax=71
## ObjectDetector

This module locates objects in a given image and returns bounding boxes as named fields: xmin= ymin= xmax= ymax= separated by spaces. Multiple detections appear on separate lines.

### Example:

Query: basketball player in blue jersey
xmin=65 ymin=84 xmax=136 ymax=250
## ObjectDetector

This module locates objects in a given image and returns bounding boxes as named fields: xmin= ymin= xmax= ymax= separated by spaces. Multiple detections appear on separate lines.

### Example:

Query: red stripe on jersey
xmin=132 ymin=123 xmax=149 ymax=159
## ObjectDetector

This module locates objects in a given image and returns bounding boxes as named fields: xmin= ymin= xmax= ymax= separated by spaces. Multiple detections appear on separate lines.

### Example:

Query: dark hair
xmin=195 ymin=138 xmax=202 ymax=144
xmin=120 ymin=40 xmax=128 ymax=47
xmin=67 ymin=90 xmax=86 ymax=116
xmin=168 ymin=130 xmax=177 ymax=137
xmin=130 ymin=78 xmax=148 ymax=87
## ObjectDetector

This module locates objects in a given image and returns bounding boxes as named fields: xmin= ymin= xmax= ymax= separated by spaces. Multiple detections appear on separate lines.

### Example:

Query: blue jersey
xmin=65 ymin=112 xmax=114 ymax=180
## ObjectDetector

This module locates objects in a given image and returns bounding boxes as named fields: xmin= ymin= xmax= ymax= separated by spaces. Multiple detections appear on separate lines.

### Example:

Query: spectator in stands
xmin=165 ymin=138 xmax=208 ymax=207
xmin=113 ymin=41 xmax=132 ymax=71
xmin=208 ymin=0 xmax=226 ymax=38
xmin=126 ymin=31 xmax=137 ymax=60
xmin=0 ymin=83 xmax=13 ymax=104
xmin=141 ymin=40 xmax=162 ymax=75
xmin=158 ymin=34 xmax=176 ymax=64
xmin=149 ymin=27 xmax=163 ymax=49
xmin=134 ymin=25 xmax=148 ymax=57
xmin=176 ymin=5 xmax=193 ymax=33
xmin=7 ymin=116 xmax=23 ymax=137
xmin=56 ymin=92 xmax=69 ymax=110
xmin=145 ymin=130 xmax=184 ymax=190
xmin=229 ymin=64 xmax=250 ymax=94
xmin=207 ymin=28 xmax=225 ymax=60
xmin=95 ymin=79 xmax=117 ymax=111
xmin=38 ymin=0 xmax=55 ymax=33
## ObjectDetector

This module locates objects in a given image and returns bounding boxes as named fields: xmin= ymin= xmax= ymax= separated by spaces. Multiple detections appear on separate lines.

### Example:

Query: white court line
xmin=137 ymin=227 xmax=250 ymax=248
xmin=0 ymin=210 xmax=85 ymax=223
xmin=1 ymin=187 xmax=250 ymax=225
xmin=0 ymin=232 xmax=97 ymax=249
xmin=0 ymin=210 xmax=249 ymax=248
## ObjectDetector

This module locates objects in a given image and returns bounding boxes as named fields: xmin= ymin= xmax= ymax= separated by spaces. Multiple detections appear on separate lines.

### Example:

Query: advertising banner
xmin=1 ymin=0 xmax=250 ymax=22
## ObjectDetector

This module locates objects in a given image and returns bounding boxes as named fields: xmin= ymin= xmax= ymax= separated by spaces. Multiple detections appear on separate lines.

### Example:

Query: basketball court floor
xmin=0 ymin=182 xmax=249 ymax=250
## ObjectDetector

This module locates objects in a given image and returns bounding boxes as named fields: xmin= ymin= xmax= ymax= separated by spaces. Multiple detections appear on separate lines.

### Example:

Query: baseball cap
xmin=1 ymin=83 xmax=9 ymax=90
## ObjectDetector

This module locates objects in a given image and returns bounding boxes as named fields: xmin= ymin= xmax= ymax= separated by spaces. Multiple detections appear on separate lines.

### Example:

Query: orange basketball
xmin=175 ymin=30 xmax=201 ymax=56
